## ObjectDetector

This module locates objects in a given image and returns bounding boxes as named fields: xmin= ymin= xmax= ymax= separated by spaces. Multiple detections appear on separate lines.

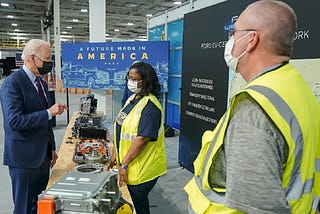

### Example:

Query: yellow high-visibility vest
xmin=185 ymin=63 xmax=320 ymax=214
xmin=114 ymin=94 xmax=167 ymax=185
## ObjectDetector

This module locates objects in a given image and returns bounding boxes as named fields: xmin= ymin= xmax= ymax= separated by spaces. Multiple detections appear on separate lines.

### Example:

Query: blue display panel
xmin=148 ymin=25 xmax=165 ymax=41
xmin=166 ymin=103 xmax=180 ymax=130
xmin=61 ymin=41 xmax=169 ymax=91
xmin=149 ymin=20 xmax=183 ymax=130
xmin=169 ymin=49 xmax=182 ymax=76
xmin=167 ymin=77 xmax=181 ymax=103
xmin=166 ymin=20 xmax=183 ymax=129
xmin=167 ymin=19 xmax=183 ymax=47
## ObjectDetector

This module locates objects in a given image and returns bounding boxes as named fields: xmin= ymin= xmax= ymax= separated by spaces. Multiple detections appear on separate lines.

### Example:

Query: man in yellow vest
xmin=185 ymin=1 xmax=320 ymax=213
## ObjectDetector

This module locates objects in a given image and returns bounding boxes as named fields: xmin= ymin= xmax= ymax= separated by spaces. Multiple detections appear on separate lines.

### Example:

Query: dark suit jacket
xmin=0 ymin=68 xmax=55 ymax=168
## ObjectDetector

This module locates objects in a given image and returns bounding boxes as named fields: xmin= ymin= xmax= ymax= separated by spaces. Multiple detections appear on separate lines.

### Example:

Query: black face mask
xmin=38 ymin=61 xmax=53 ymax=75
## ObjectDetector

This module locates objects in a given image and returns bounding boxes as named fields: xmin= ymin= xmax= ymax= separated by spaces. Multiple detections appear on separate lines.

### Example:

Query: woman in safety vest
xmin=111 ymin=61 xmax=167 ymax=214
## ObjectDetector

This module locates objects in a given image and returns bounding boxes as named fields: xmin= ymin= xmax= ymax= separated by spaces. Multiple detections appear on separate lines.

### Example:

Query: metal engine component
xmin=75 ymin=163 xmax=103 ymax=173
xmin=73 ymin=139 xmax=111 ymax=165
xmin=38 ymin=166 xmax=131 ymax=214
xmin=72 ymin=93 xmax=111 ymax=141
xmin=79 ymin=94 xmax=97 ymax=116
xmin=72 ymin=112 xmax=111 ymax=140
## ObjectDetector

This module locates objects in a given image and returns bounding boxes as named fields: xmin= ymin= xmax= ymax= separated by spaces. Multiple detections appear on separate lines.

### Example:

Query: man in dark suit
xmin=0 ymin=39 xmax=68 ymax=214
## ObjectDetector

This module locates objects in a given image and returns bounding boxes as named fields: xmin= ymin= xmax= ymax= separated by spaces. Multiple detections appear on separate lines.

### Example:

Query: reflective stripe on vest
xmin=120 ymin=96 xmax=162 ymax=142
xmin=316 ymin=159 xmax=320 ymax=172
xmin=120 ymin=129 xmax=162 ymax=141
xmin=195 ymin=173 xmax=226 ymax=204
xmin=119 ymin=100 xmax=145 ymax=141
xmin=312 ymin=196 xmax=320 ymax=211
xmin=195 ymin=85 xmax=312 ymax=204
xmin=134 ymin=99 xmax=144 ymax=117
xmin=120 ymin=133 xmax=135 ymax=141
xmin=130 ymin=95 xmax=164 ymax=137
xmin=195 ymin=114 xmax=228 ymax=203
xmin=249 ymin=85 xmax=313 ymax=201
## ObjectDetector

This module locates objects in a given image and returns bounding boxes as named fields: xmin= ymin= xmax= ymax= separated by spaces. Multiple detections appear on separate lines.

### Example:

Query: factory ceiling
xmin=0 ymin=0 xmax=187 ymax=49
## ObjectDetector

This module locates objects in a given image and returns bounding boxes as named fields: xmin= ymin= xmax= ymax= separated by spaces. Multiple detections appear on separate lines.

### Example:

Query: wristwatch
xmin=121 ymin=164 xmax=128 ymax=171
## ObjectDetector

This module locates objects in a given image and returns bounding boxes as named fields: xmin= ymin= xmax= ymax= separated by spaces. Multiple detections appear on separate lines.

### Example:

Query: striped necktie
xmin=35 ymin=76 xmax=48 ymax=108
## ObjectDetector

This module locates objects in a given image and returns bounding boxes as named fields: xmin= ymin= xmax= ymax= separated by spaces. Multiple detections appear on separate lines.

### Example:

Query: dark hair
xmin=129 ymin=61 xmax=161 ymax=98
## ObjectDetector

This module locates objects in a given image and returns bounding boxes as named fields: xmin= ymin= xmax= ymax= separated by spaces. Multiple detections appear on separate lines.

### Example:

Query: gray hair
xmin=247 ymin=0 xmax=297 ymax=57
xmin=21 ymin=39 xmax=50 ymax=61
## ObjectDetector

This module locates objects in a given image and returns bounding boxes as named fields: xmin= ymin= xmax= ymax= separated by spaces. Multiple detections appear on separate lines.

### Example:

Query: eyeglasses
xmin=35 ymin=55 xmax=53 ymax=62
xmin=227 ymin=29 xmax=257 ymax=38
xmin=127 ymin=77 xmax=142 ymax=82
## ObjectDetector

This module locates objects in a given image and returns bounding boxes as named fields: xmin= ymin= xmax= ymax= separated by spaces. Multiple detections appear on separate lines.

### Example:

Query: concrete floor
xmin=0 ymin=77 xmax=193 ymax=213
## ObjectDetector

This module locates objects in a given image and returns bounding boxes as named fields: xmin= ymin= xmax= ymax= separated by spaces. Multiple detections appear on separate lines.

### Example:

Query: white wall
xmin=148 ymin=0 xmax=226 ymax=28
xmin=0 ymin=51 xmax=16 ymax=59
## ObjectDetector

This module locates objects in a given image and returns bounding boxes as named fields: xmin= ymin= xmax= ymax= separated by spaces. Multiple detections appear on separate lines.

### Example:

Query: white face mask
xmin=224 ymin=33 xmax=251 ymax=72
xmin=127 ymin=79 xmax=141 ymax=93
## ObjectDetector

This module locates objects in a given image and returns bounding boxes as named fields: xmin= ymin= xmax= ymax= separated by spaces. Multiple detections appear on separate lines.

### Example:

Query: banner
xmin=61 ymin=41 xmax=169 ymax=91
xmin=179 ymin=1 xmax=231 ymax=172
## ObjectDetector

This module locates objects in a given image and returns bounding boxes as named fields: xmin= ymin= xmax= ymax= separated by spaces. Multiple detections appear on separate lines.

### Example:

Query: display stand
xmin=48 ymin=111 xmax=133 ymax=208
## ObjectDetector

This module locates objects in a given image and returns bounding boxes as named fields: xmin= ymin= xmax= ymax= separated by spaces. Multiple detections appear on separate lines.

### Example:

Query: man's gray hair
xmin=248 ymin=0 xmax=297 ymax=57
xmin=21 ymin=39 xmax=50 ymax=61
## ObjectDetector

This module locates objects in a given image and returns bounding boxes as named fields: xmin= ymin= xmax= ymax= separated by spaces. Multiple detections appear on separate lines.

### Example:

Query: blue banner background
xmin=61 ymin=41 xmax=169 ymax=91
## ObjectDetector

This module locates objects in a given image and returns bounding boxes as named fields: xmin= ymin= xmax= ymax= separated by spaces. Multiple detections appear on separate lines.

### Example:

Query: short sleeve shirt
xmin=116 ymin=98 xmax=161 ymax=150
xmin=208 ymin=93 xmax=290 ymax=214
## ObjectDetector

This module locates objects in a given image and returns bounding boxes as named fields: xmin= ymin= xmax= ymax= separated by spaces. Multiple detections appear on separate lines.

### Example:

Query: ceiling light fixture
xmin=80 ymin=9 xmax=87 ymax=12
xmin=72 ymin=19 xmax=79 ymax=22
xmin=173 ymin=1 xmax=182 ymax=5
xmin=1 ymin=3 xmax=9 ymax=7
xmin=60 ymin=35 xmax=73 ymax=38
xmin=114 ymin=29 xmax=119 ymax=32
xmin=7 ymin=15 xmax=14 ymax=18
xmin=11 ymin=23 xmax=17 ymax=26
xmin=11 ymin=36 xmax=28 ymax=40
xmin=8 ymin=32 xmax=28 ymax=36
xmin=60 ymin=38 xmax=70 ymax=42
xmin=136 ymin=38 xmax=147 ymax=41
xmin=146 ymin=14 xmax=153 ymax=17
xmin=127 ymin=22 xmax=134 ymax=26
xmin=67 ymin=26 xmax=72 ymax=29
xmin=127 ymin=3 xmax=138 ymax=7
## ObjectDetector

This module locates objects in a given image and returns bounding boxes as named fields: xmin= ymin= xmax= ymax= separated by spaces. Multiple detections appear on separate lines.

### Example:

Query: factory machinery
xmin=38 ymin=94 xmax=133 ymax=214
